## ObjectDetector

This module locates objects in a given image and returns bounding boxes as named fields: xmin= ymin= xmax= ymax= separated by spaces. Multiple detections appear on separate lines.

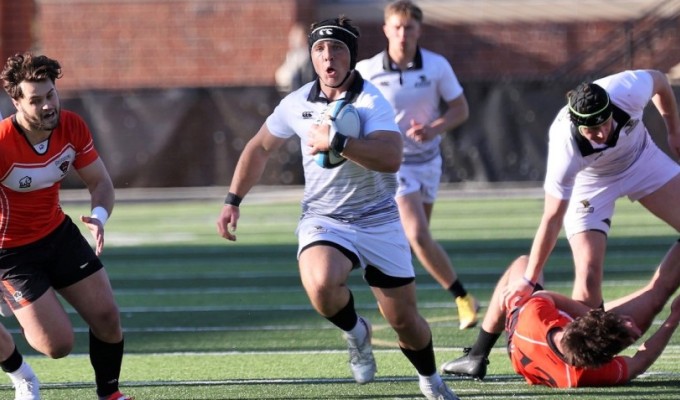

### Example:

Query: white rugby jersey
xmin=355 ymin=48 xmax=464 ymax=164
xmin=544 ymin=70 xmax=655 ymax=200
xmin=266 ymin=73 xmax=402 ymax=227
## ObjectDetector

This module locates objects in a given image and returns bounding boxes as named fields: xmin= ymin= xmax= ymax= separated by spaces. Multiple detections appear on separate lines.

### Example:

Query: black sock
xmin=89 ymin=330 xmax=124 ymax=397
xmin=448 ymin=279 xmax=467 ymax=298
xmin=326 ymin=291 xmax=358 ymax=331
xmin=400 ymin=338 xmax=436 ymax=376
xmin=469 ymin=329 xmax=501 ymax=357
xmin=0 ymin=347 xmax=22 ymax=373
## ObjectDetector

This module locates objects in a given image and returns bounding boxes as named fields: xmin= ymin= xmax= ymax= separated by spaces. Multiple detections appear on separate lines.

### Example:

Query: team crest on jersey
xmin=414 ymin=75 xmax=431 ymax=88
xmin=55 ymin=157 xmax=71 ymax=176
xmin=576 ymin=199 xmax=594 ymax=214
xmin=19 ymin=176 xmax=32 ymax=189
xmin=302 ymin=111 xmax=313 ymax=119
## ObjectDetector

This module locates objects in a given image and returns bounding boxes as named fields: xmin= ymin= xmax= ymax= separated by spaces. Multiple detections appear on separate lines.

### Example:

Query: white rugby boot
xmin=342 ymin=317 xmax=376 ymax=384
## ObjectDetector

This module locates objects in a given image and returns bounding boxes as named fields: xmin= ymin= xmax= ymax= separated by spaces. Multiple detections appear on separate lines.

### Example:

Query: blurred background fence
xmin=0 ymin=0 xmax=678 ymax=188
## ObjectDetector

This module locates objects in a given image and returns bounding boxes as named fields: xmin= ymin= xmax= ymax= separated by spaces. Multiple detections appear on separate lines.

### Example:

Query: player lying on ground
xmin=441 ymin=239 xmax=680 ymax=387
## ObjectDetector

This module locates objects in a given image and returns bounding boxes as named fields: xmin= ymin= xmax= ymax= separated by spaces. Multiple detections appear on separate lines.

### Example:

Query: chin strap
xmin=326 ymin=71 xmax=352 ymax=88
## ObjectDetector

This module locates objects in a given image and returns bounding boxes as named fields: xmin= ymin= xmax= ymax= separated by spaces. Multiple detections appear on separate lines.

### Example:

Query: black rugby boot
xmin=441 ymin=347 xmax=489 ymax=380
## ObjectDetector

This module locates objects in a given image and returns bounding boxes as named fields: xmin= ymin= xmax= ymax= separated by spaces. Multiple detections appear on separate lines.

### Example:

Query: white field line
xmin=6 ymin=316 xmax=679 ymax=335
xmin=6 ymin=348 xmax=680 ymax=391
xmin=109 ymin=278 xmax=656 ymax=297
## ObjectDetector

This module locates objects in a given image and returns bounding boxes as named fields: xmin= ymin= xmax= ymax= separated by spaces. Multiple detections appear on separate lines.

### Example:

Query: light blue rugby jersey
xmin=266 ymin=73 xmax=402 ymax=228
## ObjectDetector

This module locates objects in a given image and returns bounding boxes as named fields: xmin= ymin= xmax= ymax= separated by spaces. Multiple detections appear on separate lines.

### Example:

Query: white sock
xmin=6 ymin=361 xmax=35 ymax=384
xmin=419 ymin=372 xmax=442 ymax=388
xmin=346 ymin=316 xmax=368 ymax=340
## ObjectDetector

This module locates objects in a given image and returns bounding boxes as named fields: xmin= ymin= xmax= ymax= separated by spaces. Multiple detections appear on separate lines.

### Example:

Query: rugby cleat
xmin=12 ymin=375 xmax=40 ymax=400
xmin=343 ymin=317 xmax=376 ymax=384
xmin=99 ymin=391 xmax=134 ymax=400
xmin=419 ymin=379 xmax=460 ymax=400
xmin=441 ymin=347 xmax=489 ymax=380
xmin=455 ymin=294 xmax=479 ymax=330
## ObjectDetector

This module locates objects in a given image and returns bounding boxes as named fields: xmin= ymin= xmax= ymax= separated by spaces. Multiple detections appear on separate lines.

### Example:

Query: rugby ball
xmin=314 ymin=100 xmax=361 ymax=169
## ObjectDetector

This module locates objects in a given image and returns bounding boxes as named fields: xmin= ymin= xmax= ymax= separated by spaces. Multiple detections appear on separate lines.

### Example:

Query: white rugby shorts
xmin=395 ymin=155 xmax=442 ymax=203
xmin=296 ymin=216 xmax=415 ymax=278
xmin=564 ymin=142 xmax=680 ymax=237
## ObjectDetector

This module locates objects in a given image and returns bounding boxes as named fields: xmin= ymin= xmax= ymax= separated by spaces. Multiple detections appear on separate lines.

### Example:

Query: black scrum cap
xmin=308 ymin=18 xmax=360 ymax=69
xmin=567 ymin=82 xmax=613 ymax=127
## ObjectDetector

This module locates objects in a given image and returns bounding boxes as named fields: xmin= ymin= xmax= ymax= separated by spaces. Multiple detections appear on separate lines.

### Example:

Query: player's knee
xmin=40 ymin=336 xmax=74 ymax=359
xmin=383 ymin=308 xmax=420 ymax=332
xmin=90 ymin=307 xmax=124 ymax=342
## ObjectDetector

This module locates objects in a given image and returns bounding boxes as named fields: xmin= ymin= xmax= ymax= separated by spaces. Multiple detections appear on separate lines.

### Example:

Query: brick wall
xmin=355 ymin=18 xmax=680 ymax=81
xmin=0 ymin=0 xmax=34 ymax=59
xmin=0 ymin=0 xmax=678 ymax=93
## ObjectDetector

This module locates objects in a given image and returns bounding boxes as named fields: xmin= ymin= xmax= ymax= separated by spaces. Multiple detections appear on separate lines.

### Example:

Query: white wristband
xmin=90 ymin=206 xmax=109 ymax=226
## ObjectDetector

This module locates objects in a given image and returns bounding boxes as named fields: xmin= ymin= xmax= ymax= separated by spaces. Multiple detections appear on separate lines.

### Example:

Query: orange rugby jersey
xmin=509 ymin=296 xmax=628 ymax=388
xmin=0 ymin=111 xmax=99 ymax=248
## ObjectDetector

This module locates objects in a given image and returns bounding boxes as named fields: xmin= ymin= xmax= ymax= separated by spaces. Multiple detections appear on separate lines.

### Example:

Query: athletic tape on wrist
xmin=90 ymin=206 xmax=109 ymax=226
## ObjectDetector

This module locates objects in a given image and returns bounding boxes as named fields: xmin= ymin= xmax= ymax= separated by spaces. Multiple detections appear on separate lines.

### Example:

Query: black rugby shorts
xmin=0 ymin=215 xmax=103 ymax=310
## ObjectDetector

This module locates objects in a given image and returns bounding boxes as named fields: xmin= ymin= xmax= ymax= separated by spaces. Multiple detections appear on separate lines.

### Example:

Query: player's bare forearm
xmin=218 ymin=128 xmax=283 ymax=242
xmin=78 ymin=158 xmax=115 ymax=214
xmin=526 ymin=195 xmax=568 ymax=281
xmin=626 ymin=295 xmax=680 ymax=379
xmin=342 ymin=130 xmax=402 ymax=172
xmin=230 ymin=148 xmax=269 ymax=198
xmin=437 ymin=95 xmax=469 ymax=133
xmin=626 ymin=317 xmax=679 ymax=379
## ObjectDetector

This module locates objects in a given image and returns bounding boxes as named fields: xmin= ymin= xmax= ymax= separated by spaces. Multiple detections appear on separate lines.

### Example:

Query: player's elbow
xmin=625 ymin=357 xmax=651 ymax=381
xmin=382 ymin=156 xmax=402 ymax=173
xmin=384 ymin=139 xmax=403 ymax=172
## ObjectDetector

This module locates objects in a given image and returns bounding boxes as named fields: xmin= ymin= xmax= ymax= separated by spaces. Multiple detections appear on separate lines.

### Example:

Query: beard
xmin=21 ymin=106 xmax=60 ymax=132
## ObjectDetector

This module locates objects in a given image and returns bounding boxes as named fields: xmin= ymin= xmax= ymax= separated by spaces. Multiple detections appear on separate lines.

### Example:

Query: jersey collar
xmin=381 ymin=46 xmax=424 ymax=72
xmin=306 ymin=71 xmax=364 ymax=104
xmin=571 ymin=103 xmax=630 ymax=157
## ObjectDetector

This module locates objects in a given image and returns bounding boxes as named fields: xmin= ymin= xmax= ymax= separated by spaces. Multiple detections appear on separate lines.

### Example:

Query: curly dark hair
xmin=1 ymin=53 xmax=62 ymax=100
xmin=561 ymin=309 xmax=634 ymax=368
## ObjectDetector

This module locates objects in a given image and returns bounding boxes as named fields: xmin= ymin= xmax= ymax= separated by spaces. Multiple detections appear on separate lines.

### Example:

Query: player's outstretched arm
xmin=503 ymin=194 xmax=568 ymax=309
xmin=217 ymin=124 xmax=286 ymax=241
xmin=624 ymin=294 xmax=680 ymax=380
